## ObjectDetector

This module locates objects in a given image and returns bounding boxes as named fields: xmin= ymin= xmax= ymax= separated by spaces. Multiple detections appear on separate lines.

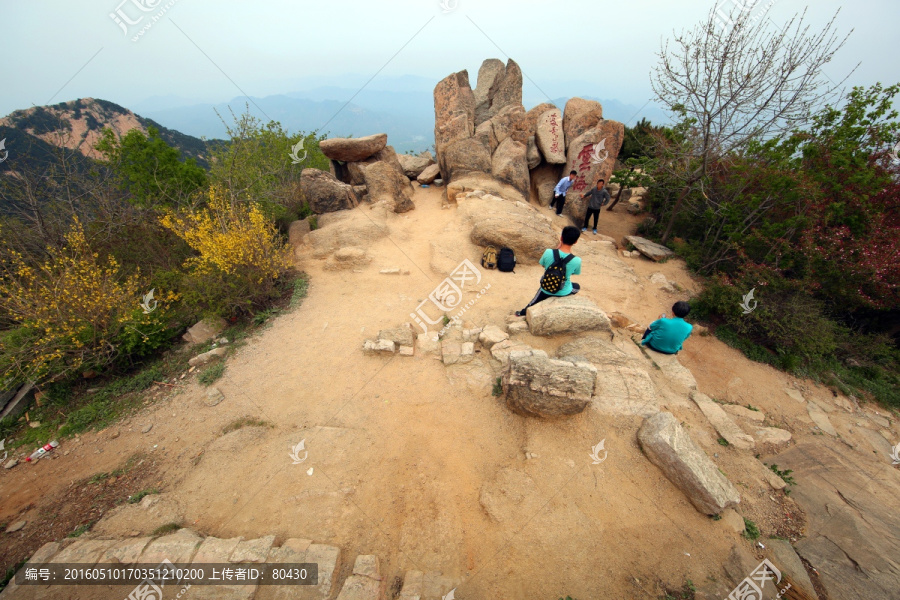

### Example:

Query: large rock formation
xmin=491 ymin=137 xmax=529 ymax=198
xmin=458 ymin=191 xmax=557 ymax=263
xmin=525 ymin=296 xmax=612 ymax=336
xmin=434 ymin=70 xmax=476 ymax=177
xmin=562 ymin=120 xmax=625 ymax=223
xmin=638 ymin=412 xmax=741 ymax=515
xmin=362 ymin=161 xmax=415 ymax=213
xmin=535 ymin=107 xmax=566 ymax=164
xmin=503 ymin=349 xmax=596 ymax=417
xmin=562 ymin=98 xmax=603 ymax=147
xmin=397 ymin=153 xmax=434 ymax=179
xmin=319 ymin=133 xmax=387 ymax=162
xmin=300 ymin=169 xmax=359 ymax=214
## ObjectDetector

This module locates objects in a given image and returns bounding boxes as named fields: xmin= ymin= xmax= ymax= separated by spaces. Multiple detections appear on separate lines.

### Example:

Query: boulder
xmin=434 ymin=70 xmax=476 ymax=167
xmin=529 ymin=162 xmax=562 ymax=207
xmin=183 ymin=317 xmax=227 ymax=344
xmin=535 ymin=108 xmax=566 ymax=164
xmin=637 ymin=411 xmax=741 ymax=515
xmin=364 ymin=339 xmax=395 ymax=355
xmin=478 ymin=325 xmax=509 ymax=349
xmin=441 ymin=137 xmax=492 ymax=182
xmin=459 ymin=192 xmax=557 ymax=262
xmin=489 ymin=104 xmax=528 ymax=146
xmin=417 ymin=163 xmax=441 ymax=184
xmin=397 ymin=153 xmax=434 ymax=179
xmin=304 ymin=210 xmax=388 ymax=257
xmin=765 ymin=540 xmax=819 ymax=600
xmin=593 ymin=365 xmax=662 ymax=417
xmin=487 ymin=59 xmax=523 ymax=120
xmin=722 ymin=404 xmax=766 ymax=423
xmin=522 ymin=102 xmax=558 ymax=139
xmin=490 ymin=339 xmax=533 ymax=366
xmin=0 ymin=383 xmax=35 ymax=420
xmin=300 ymin=169 xmax=359 ymax=214
xmin=503 ymin=349 xmax=596 ymax=417
xmin=474 ymin=120 xmax=499 ymax=155
xmin=319 ymin=133 xmax=387 ymax=162
xmin=288 ymin=219 xmax=311 ymax=246
xmin=556 ymin=335 xmax=638 ymax=368
xmin=473 ymin=58 xmax=507 ymax=126
xmin=754 ymin=427 xmax=792 ymax=447
xmin=562 ymin=121 xmax=625 ymax=223
xmin=526 ymin=136 xmax=541 ymax=170
xmin=448 ymin=172 xmax=528 ymax=205
xmin=352 ymin=184 xmax=368 ymax=203
xmin=525 ymin=296 xmax=612 ymax=336
xmin=491 ymin=137 xmax=529 ymax=198
xmin=346 ymin=161 xmax=369 ymax=185
xmin=377 ymin=325 xmax=416 ymax=348
xmin=562 ymin=98 xmax=603 ymax=147
xmin=324 ymin=246 xmax=372 ymax=271
xmin=362 ymin=161 xmax=415 ymax=213
xmin=625 ymin=235 xmax=675 ymax=262
xmin=690 ymin=391 xmax=756 ymax=450
xmin=188 ymin=346 xmax=228 ymax=367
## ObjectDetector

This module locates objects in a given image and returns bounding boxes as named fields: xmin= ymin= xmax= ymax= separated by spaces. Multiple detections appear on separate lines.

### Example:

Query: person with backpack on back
xmin=549 ymin=170 xmax=578 ymax=216
xmin=581 ymin=178 xmax=611 ymax=235
xmin=515 ymin=226 xmax=582 ymax=317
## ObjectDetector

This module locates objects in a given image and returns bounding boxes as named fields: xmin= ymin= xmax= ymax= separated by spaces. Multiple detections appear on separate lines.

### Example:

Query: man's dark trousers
xmin=551 ymin=194 xmax=566 ymax=215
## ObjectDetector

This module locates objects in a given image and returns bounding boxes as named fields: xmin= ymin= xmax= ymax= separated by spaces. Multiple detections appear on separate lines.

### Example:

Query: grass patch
xmin=151 ymin=523 xmax=181 ymax=536
xmin=742 ymin=518 xmax=761 ymax=540
xmin=290 ymin=274 xmax=309 ymax=308
xmin=252 ymin=308 xmax=281 ymax=326
xmin=67 ymin=521 xmax=96 ymax=538
xmin=222 ymin=417 xmax=272 ymax=435
xmin=492 ymin=377 xmax=503 ymax=397
xmin=767 ymin=464 xmax=796 ymax=486
xmin=746 ymin=404 xmax=760 ymax=411
xmin=198 ymin=362 xmax=225 ymax=386
xmin=1 ymin=560 xmax=27 ymax=591
xmin=717 ymin=438 xmax=730 ymax=447
xmin=127 ymin=488 xmax=160 ymax=504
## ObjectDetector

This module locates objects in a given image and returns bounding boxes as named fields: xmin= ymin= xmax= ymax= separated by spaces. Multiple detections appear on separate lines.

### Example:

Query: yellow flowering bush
xmin=160 ymin=185 xmax=291 ymax=315
xmin=0 ymin=219 xmax=178 ymax=383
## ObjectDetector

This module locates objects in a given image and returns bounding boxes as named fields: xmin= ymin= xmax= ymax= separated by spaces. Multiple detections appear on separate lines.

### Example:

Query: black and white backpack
xmin=539 ymin=249 xmax=574 ymax=293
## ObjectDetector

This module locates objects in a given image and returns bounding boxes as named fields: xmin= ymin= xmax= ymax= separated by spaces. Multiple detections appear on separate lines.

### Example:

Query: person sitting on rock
xmin=581 ymin=178 xmax=611 ymax=235
xmin=515 ymin=226 xmax=582 ymax=317
xmin=549 ymin=170 xmax=578 ymax=216
xmin=641 ymin=301 xmax=693 ymax=354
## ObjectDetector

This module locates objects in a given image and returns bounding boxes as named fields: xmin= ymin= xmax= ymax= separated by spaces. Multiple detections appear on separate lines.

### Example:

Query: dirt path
xmin=2 ymin=185 xmax=898 ymax=599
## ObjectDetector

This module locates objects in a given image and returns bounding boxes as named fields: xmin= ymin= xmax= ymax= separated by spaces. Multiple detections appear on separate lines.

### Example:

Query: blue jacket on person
xmin=641 ymin=317 xmax=693 ymax=354
xmin=554 ymin=177 xmax=574 ymax=197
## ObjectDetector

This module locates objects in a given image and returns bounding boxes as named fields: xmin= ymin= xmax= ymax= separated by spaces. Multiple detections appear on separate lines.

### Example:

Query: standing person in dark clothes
xmin=549 ymin=170 xmax=578 ymax=216
xmin=581 ymin=179 xmax=610 ymax=235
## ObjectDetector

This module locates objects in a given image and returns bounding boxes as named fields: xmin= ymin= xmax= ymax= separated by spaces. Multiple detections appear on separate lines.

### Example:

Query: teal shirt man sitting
xmin=641 ymin=301 xmax=693 ymax=354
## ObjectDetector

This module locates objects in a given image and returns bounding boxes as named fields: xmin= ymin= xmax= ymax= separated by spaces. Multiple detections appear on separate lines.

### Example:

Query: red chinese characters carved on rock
xmin=549 ymin=113 xmax=562 ymax=153
xmin=571 ymin=143 xmax=594 ymax=192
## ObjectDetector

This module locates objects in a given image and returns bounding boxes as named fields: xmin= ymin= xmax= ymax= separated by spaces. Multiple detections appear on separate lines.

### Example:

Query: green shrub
xmin=198 ymin=362 xmax=225 ymax=386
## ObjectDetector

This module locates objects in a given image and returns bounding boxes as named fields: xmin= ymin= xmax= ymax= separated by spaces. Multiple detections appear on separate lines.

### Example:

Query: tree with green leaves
xmin=95 ymin=126 xmax=207 ymax=209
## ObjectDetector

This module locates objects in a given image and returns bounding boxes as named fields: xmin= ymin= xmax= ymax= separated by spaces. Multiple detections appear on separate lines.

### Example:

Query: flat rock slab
xmin=503 ymin=350 xmax=596 ymax=417
xmin=691 ymin=391 xmax=755 ymax=450
xmin=774 ymin=441 xmax=900 ymax=600
xmin=592 ymin=365 xmax=661 ymax=418
xmin=638 ymin=412 xmax=740 ymax=515
xmin=183 ymin=318 xmax=228 ymax=344
xmin=754 ymin=427 xmax=792 ymax=447
xmin=526 ymin=296 xmax=612 ymax=336
xmin=320 ymin=133 xmax=387 ymax=162
xmin=807 ymin=402 xmax=837 ymax=436
xmin=489 ymin=339 xmax=532 ymax=366
xmin=189 ymin=346 xmax=228 ymax=367
xmin=646 ymin=349 xmax=697 ymax=392
xmin=625 ymin=236 xmax=674 ymax=261
xmin=722 ymin=404 xmax=766 ymax=423
xmin=140 ymin=528 xmax=203 ymax=565
xmin=335 ymin=555 xmax=383 ymax=600
xmin=783 ymin=388 xmax=806 ymax=403
xmin=765 ymin=539 xmax=818 ymax=600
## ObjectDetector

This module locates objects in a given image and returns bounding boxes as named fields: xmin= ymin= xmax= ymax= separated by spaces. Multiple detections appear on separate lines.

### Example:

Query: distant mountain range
xmin=0 ymin=98 xmax=211 ymax=168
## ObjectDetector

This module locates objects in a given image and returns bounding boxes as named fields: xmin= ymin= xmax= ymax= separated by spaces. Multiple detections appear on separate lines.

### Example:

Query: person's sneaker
xmin=515 ymin=310 xmax=525 ymax=317
xmin=582 ymin=227 xmax=587 ymax=232
xmin=592 ymin=229 xmax=598 ymax=235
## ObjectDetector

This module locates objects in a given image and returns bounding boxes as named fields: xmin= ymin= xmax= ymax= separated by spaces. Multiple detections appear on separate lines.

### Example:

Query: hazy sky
xmin=2 ymin=0 xmax=898 ymax=120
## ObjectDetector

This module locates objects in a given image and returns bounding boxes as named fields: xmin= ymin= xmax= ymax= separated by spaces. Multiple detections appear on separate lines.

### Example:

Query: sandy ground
xmin=2 ymin=184 xmax=898 ymax=599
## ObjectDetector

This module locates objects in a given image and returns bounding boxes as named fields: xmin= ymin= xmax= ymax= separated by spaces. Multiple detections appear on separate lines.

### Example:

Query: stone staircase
xmin=0 ymin=528 xmax=457 ymax=600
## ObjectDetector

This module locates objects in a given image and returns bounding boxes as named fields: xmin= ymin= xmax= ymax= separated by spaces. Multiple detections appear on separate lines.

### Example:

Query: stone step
xmin=399 ymin=570 xmax=459 ymax=600
xmin=335 ymin=555 xmax=385 ymax=600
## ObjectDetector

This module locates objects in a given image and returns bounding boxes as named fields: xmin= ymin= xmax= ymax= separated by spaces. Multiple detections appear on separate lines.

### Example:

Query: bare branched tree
xmin=651 ymin=4 xmax=855 ymax=242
